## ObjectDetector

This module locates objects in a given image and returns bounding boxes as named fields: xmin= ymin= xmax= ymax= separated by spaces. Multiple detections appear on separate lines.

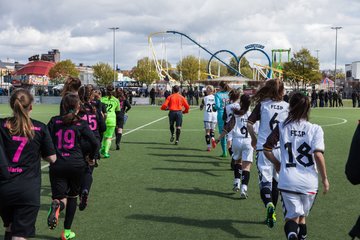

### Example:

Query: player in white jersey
xmin=228 ymin=95 xmax=253 ymax=198
xmin=263 ymin=92 xmax=329 ymax=240
xmin=247 ymin=79 xmax=289 ymax=228
xmin=200 ymin=85 xmax=217 ymax=151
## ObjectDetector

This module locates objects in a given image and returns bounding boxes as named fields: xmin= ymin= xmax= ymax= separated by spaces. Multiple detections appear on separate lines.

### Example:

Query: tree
xmin=131 ymin=57 xmax=159 ymax=85
xmin=229 ymin=56 xmax=253 ymax=79
xmin=283 ymin=48 xmax=321 ymax=89
xmin=93 ymin=62 xmax=117 ymax=87
xmin=177 ymin=55 xmax=200 ymax=83
xmin=49 ymin=60 xmax=79 ymax=84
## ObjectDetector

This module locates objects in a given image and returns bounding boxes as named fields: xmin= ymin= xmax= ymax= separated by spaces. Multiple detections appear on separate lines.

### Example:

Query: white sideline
xmin=41 ymin=115 xmax=168 ymax=170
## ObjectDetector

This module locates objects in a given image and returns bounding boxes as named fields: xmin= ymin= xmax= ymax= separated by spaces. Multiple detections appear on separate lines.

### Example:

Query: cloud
xmin=0 ymin=0 xmax=359 ymax=71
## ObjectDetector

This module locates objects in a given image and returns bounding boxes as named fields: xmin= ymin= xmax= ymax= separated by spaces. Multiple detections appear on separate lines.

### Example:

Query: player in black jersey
xmin=77 ymin=85 xmax=105 ymax=211
xmin=0 ymin=88 xmax=56 ymax=240
xmin=115 ymin=90 xmax=131 ymax=150
xmin=47 ymin=93 xmax=99 ymax=240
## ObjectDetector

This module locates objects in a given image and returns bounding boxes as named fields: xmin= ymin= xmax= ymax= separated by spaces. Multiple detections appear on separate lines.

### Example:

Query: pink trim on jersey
xmin=55 ymin=120 xmax=63 ymax=124
xmin=307 ymin=191 xmax=317 ymax=195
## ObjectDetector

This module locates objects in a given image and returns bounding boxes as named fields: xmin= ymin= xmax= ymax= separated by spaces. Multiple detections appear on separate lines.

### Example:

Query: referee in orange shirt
xmin=161 ymin=85 xmax=190 ymax=145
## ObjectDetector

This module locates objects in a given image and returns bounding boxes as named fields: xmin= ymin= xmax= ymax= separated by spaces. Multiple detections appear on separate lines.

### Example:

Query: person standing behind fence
xmin=150 ymin=88 xmax=156 ymax=105
xmin=215 ymin=81 xmax=231 ymax=157
xmin=0 ymin=89 xmax=56 ymax=240
xmin=161 ymin=85 xmax=190 ymax=145
xmin=352 ymin=91 xmax=358 ymax=108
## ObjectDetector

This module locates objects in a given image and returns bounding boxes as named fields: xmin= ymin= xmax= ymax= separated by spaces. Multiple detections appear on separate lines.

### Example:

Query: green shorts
xmin=103 ymin=126 xmax=115 ymax=139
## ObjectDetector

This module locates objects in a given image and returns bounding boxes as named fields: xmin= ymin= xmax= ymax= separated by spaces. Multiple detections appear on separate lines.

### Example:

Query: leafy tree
xmin=131 ymin=57 xmax=160 ymax=85
xmin=229 ymin=56 xmax=253 ymax=79
xmin=93 ymin=62 xmax=117 ymax=87
xmin=49 ymin=60 xmax=79 ymax=84
xmin=177 ymin=55 xmax=199 ymax=83
xmin=283 ymin=48 xmax=321 ymax=89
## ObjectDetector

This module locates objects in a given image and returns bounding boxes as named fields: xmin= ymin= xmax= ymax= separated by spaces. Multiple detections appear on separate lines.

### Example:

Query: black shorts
xmin=1 ymin=205 xmax=39 ymax=238
xmin=49 ymin=164 xmax=85 ymax=199
xmin=168 ymin=111 xmax=183 ymax=127
xmin=117 ymin=112 xmax=125 ymax=129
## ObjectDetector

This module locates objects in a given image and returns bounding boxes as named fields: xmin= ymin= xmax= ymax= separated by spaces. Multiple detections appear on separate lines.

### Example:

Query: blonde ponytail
xmin=8 ymin=89 xmax=34 ymax=139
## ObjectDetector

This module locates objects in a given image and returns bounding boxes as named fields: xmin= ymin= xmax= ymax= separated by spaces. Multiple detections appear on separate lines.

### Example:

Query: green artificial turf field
xmin=0 ymin=101 xmax=359 ymax=239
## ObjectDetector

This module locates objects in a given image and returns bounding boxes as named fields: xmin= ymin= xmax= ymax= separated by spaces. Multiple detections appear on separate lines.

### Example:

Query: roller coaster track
xmin=148 ymin=31 xmax=243 ymax=81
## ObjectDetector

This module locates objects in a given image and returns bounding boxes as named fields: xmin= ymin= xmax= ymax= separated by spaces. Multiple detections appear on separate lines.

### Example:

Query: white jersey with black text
xmin=277 ymin=120 xmax=325 ymax=194
xmin=225 ymin=102 xmax=240 ymax=123
xmin=203 ymin=94 xmax=217 ymax=122
xmin=256 ymin=99 xmax=289 ymax=150
xmin=229 ymin=111 xmax=251 ymax=139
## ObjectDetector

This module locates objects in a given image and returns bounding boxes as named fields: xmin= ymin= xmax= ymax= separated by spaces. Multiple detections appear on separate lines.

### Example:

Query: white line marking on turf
xmin=312 ymin=116 xmax=348 ymax=127
xmin=41 ymin=115 xmax=169 ymax=169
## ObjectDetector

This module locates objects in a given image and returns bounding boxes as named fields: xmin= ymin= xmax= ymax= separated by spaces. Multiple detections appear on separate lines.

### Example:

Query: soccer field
xmin=0 ymin=102 xmax=359 ymax=240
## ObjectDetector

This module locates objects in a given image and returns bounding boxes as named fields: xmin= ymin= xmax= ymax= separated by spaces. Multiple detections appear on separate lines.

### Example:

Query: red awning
xmin=15 ymin=60 xmax=55 ymax=76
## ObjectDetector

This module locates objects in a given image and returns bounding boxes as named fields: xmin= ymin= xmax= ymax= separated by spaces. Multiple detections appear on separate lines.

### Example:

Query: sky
xmin=0 ymin=0 xmax=359 ymax=72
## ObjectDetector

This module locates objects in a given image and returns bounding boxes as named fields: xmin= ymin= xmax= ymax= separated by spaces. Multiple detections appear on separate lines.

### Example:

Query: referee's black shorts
xmin=168 ymin=110 xmax=183 ymax=127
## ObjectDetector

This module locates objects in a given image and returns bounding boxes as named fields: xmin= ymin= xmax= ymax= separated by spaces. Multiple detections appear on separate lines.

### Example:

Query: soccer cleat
xmin=266 ymin=203 xmax=276 ymax=228
xmin=100 ymin=148 xmax=105 ymax=156
xmin=233 ymin=183 xmax=240 ymax=192
xmin=207 ymin=147 xmax=211 ymax=152
xmin=116 ymin=144 xmax=120 ymax=150
xmin=103 ymin=153 xmax=110 ymax=158
xmin=219 ymin=153 xmax=228 ymax=158
xmin=170 ymin=135 xmax=175 ymax=142
xmin=240 ymin=189 xmax=248 ymax=199
xmin=79 ymin=189 xmax=89 ymax=211
xmin=211 ymin=138 xmax=217 ymax=148
xmin=47 ymin=199 xmax=60 ymax=230
xmin=175 ymin=140 xmax=179 ymax=145
xmin=61 ymin=230 xmax=76 ymax=240
xmin=288 ymin=234 xmax=298 ymax=240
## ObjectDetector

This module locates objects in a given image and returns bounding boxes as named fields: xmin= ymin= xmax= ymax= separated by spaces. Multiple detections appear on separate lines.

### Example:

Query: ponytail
xmin=62 ymin=93 xmax=81 ymax=125
xmin=233 ymin=94 xmax=251 ymax=116
xmin=8 ymin=88 xmax=34 ymax=139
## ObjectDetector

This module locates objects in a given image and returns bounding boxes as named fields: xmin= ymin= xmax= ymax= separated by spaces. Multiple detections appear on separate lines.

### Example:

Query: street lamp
xmin=109 ymin=27 xmax=119 ymax=86
xmin=331 ymin=26 xmax=342 ymax=91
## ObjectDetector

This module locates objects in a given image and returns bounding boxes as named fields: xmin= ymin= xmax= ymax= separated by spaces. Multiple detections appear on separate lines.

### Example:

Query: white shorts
xmin=204 ymin=121 xmax=217 ymax=130
xmin=280 ymin=191 xmax=316 ymax=220
xmin=231 ymin=138 xmax=253 ymax=162
xmin=256 ymin=149 xmax=281 ymax=184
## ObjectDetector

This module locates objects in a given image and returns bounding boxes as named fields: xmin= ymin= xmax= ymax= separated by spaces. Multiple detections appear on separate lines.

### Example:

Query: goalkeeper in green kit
xmin=100 ymin=85 xmax=120 ymax=158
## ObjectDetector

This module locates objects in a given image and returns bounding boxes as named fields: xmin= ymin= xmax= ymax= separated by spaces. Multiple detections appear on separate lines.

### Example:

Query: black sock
xmin=234 ymin=164 xmax=242 ymax=179
xmin=4 ymin=231 xmax=11 ymax=240
xmin=170 ymin=125 xmax=174 ymax=136
xmin=64 ymin=198 xmax=77 ymax=229
xmin=81 ymin=166 xmax=94 ymax=193
xmin=176 ymin=129 xmax=181 ymax=141
xmin=298 ymin=224 xmax=307 ymax=240
xmin=59 ymin=200 xmax=65 ymax=211
xmin=228 ymin=147 xmax=233 ymax=156
xmin=205 ymin=134 xmax=210 ymax=144
xmin=272 ymin=179 xmax=279 ymax=207
xmin=116 ymin=133 xmax=122 ymax=146
xmin=284 ymin=220 xmax=298 ymax=240
xmin=241 ymin=170 xmax=250 ymax=186
xmin=210 ymin=130 xmax=215 ymax=138
xmin=260 ymin=186 xmax=272 ymax=207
